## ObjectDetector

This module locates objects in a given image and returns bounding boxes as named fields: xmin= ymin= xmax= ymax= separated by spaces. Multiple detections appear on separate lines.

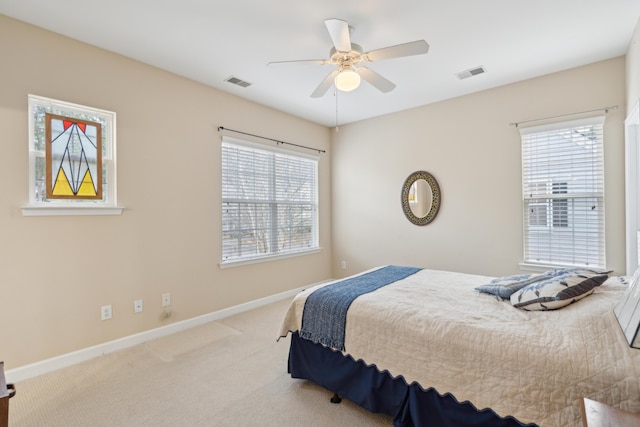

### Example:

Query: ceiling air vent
xmin=225 ymin=76 xmax=252 ymax=88
xmin=455 ymin=66 xmax=486 ymax=80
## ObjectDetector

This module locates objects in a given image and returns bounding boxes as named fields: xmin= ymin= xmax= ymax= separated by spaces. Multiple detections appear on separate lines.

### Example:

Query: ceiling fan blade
xmin=357 ymin=66 xmax=396 ymax=93
xmin=325 ymin=19 xmax=351 ymax=52
xmin=268 ymin=59 xmax=330 ymax=66
xmin=364 ymin=40 xmax=429 ymax=62
xmin=311 ymin=70 xmax=339 ymax=98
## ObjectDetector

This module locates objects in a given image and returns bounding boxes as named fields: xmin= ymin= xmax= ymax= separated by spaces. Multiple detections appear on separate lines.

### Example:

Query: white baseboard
xmin=6 ymin=286 xmax=306 ymax=383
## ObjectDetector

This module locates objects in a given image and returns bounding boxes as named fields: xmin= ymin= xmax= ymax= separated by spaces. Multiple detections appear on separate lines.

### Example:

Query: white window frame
xmin=520 ymin=116 xmax=606 ymax=270
xmin=220 ymin=136 xmax=320 ymax=267
xmin=22 ymin=95 xmax=122 ymax=216
xmin=625 ymin=100 xmax=640 ymax=275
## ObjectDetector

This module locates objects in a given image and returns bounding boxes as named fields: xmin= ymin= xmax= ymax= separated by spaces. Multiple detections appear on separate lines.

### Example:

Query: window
xmin=520 ymin=116 xmax=605 ymax=269
xmin=24 ymin=95 xmax=120 ymax=216
xmin=221 ymin=137 xmax=319 ymax=265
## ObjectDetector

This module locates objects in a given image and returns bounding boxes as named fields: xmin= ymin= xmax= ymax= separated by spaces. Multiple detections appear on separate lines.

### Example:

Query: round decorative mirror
xmin=401 ymin=171 xmax=441 ymax=225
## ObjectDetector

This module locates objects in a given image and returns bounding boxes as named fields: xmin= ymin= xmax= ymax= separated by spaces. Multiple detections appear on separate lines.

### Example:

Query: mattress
xmin=278 ymin=267 xmax=640 ymax=426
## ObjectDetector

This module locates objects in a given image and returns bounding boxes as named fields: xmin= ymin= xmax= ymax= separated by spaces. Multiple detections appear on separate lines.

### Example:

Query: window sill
xmin=219 ymin=247 xmax=322 ymax=269
xmin=21 ymin=205 xmax=124 ymax=217
xmin=519 ymin=262 xmax=564 ymax=272
xmin=518 ymin=261 xmax=606 ymax=272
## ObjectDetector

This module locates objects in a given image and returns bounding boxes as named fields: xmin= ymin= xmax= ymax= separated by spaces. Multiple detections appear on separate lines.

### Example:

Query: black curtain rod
xmin=217 ymin=126 xmax=326 ymax=154
xmin=510 ymin=105 xmax=618 ymax=128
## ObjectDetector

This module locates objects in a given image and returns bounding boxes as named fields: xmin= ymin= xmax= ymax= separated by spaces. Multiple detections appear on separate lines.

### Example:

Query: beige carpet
xmin=8 ymin=298 xmax=393 ymax=426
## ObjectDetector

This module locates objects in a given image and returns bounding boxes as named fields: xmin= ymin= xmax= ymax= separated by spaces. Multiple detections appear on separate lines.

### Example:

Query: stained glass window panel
xmin=46 ymin=114 xmax=102 ymax=200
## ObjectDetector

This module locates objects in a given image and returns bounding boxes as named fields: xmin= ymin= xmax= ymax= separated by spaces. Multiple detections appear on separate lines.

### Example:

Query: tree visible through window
xmin=221 ymin=138 xmax=318 ymax=264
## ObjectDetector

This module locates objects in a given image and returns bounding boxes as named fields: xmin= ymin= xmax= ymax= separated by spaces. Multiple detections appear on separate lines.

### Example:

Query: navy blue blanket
xmin=300 ymin=266 xmax=422 ymax=351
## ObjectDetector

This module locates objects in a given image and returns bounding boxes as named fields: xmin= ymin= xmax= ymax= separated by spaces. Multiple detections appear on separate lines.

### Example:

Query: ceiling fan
xmin=268 ymin=18 xmax=430 ymax=98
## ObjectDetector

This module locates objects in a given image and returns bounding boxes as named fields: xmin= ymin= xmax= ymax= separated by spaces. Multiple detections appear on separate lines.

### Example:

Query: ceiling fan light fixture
xmin=335 ymin=69 xmax=361 ymax=92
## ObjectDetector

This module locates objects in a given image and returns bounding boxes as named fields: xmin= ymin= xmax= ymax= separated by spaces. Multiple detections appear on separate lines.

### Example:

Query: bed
xmin=277 ymin=266 xmax=640 ymax=427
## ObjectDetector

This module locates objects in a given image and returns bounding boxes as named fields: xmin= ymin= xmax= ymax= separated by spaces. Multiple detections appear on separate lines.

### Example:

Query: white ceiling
xmin=1 ymin=0 xmax=639 ymax=127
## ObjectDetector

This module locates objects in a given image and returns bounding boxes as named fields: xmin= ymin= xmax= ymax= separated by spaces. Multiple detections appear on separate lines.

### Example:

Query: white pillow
xmin=510 ymin=272 xmax=609 ymax=311
xmin=475 ymin=267 xmax=594 ymax=299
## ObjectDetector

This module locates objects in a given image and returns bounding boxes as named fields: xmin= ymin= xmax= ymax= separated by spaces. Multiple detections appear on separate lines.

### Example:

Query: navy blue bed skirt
xmin=288 ymin=332 xmax=536 ymax=427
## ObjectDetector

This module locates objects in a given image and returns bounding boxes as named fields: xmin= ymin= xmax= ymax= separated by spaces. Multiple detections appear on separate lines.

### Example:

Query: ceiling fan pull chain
xmin=335 ymin=88 xmax=340 ymax=132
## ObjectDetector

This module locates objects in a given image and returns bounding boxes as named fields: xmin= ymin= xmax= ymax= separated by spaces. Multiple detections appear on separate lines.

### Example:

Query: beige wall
xmin=628 ymin=17 xmax=640 ymax=111
xmin=331 ymin=57 xmax=627 ymax=278
xmin=0 ymin=15 xmax=332 ymax=369
xmin=2 ymin=11 xmax=636 ymax=371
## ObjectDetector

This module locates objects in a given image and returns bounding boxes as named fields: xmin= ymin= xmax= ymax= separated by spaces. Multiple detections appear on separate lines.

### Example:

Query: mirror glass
xmin=408 ymin=179 xmax=433 ymax=217
xmin=401 ymin=171 xmax=440 ymax=226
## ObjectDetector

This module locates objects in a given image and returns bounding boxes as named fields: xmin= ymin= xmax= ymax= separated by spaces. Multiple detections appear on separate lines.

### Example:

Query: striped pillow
xmin=510 ymin=271 xmax=610 ymax=311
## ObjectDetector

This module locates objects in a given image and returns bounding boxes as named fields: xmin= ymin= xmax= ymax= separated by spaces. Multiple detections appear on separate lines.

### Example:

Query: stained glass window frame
xmin=24 ymin=95 xmax=121 ymax=216
xmin=45 ymin=113 xmax=103 ymax=200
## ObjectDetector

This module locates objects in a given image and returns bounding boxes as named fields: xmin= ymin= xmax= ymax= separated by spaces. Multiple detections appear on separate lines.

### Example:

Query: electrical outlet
xmin=101 ymin=305 xmax=112 ymax=320
xmin=134 ymin=299 xmax=143 ymax=313
xmin=162 ymin=293 xmax=171 ymax=307
xmin=341 ymin=260 xmax=347 ymax=269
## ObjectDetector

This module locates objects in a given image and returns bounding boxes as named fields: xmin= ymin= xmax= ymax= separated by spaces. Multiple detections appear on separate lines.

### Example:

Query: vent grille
xmin=225 ymin=76 xmax=252 ymax=88
xmin=455 ymin=66 xmax=486 ymax=80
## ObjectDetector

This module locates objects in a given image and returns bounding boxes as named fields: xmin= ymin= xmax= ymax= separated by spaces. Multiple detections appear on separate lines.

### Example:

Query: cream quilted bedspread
xmin=277 ymin=267 xmax=640 ymax=426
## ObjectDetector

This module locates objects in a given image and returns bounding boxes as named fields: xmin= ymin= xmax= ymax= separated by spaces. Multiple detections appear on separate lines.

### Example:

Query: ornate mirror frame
xmin=401 ymin=170 xmax=441 ymax=226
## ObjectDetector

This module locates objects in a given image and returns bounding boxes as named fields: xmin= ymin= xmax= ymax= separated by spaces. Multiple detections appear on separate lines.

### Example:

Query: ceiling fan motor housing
xmin=330 ymin=43 xmax=364 ymax=68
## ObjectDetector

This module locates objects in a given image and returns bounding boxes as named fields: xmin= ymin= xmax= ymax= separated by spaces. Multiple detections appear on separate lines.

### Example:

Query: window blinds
xmin=221 ymin=138 xmax=318 ymax=263
xmin=520 ymin=116 xmax=605 ymax=268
